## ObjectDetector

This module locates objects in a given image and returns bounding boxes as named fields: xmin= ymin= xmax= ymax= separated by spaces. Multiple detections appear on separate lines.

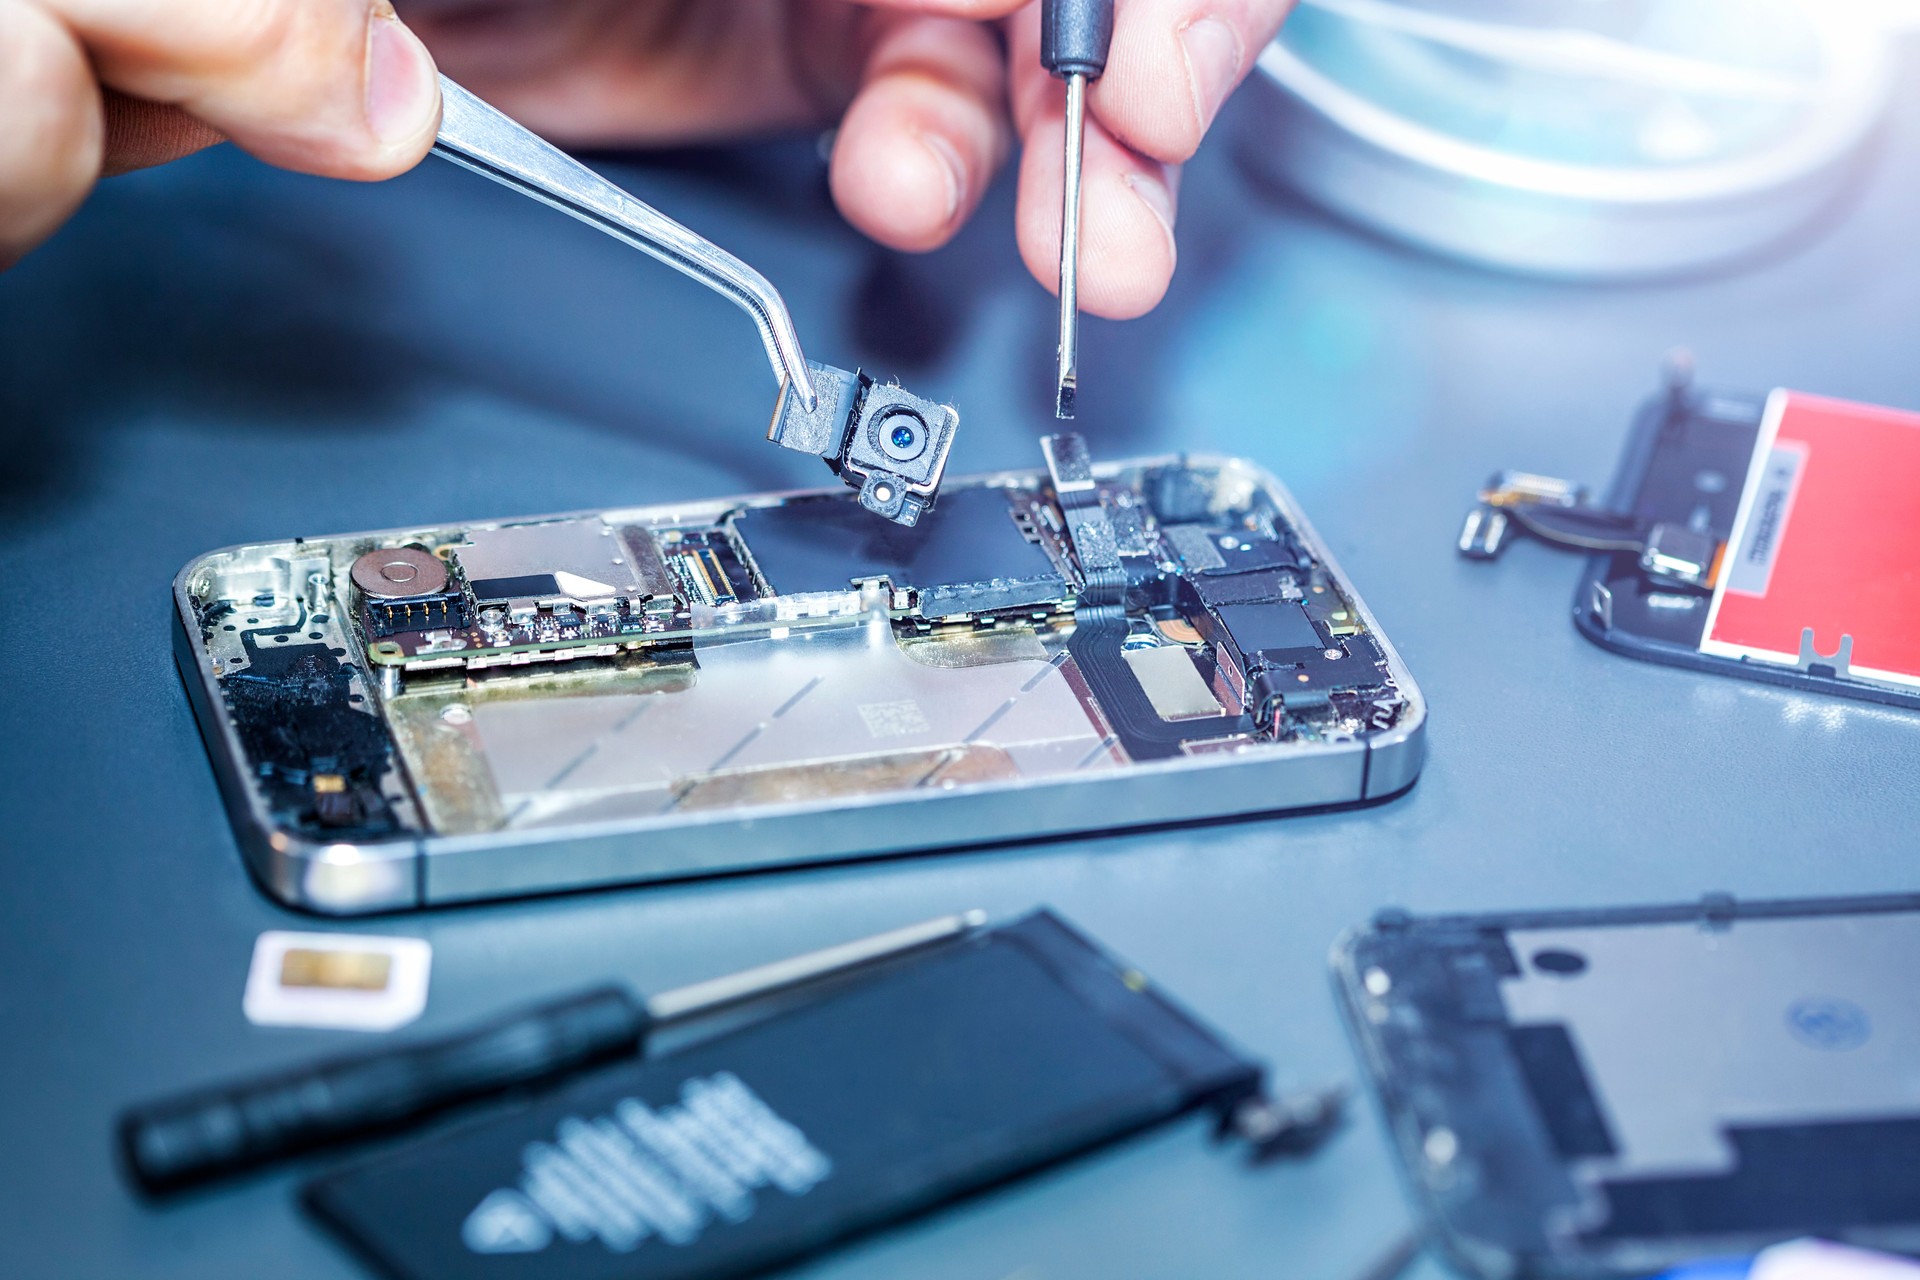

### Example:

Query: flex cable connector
xmin=1459 ymin=468 xmax=1726 ymax=591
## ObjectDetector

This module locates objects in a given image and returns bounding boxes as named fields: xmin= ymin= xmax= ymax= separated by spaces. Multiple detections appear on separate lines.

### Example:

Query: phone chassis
xmin=1334 ymin=893 xmax=1920 ymax=1276
xmin=174 ymin=449 xmax=1426 ymax=914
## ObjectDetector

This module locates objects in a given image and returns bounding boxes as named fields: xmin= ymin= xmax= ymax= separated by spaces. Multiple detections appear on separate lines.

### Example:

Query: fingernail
xmin=917 ymin=132 xmax=966 ymax=226
xmin=1123 ymin=167 xmax=1178 ymax=262
xmin=1179 ymin=16 xmax=1244 ymax=133
xmin=366 ymin=16 xmax=439 ymax=147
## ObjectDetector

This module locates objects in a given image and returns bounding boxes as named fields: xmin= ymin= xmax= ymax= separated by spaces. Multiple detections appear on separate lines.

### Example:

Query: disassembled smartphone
xmin=1461 ymin=359 xmax=1920 ymax=710
xmin=1335 ymin=893 xmax=1920 ymax=1277
xmin=175 ymin=433 xmax=1425 ymax=914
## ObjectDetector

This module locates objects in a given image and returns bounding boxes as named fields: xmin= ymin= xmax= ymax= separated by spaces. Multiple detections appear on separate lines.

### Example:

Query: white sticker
xmin=1722 ymin=439 xmax=1808 ymax=599
xmin=857 ymin=699 xmax=930 ymax=738
xmin=464 ymin=1071 xmax=832 ymax=1255
xmin=242 ymin=931 xmax=431 ymax=1032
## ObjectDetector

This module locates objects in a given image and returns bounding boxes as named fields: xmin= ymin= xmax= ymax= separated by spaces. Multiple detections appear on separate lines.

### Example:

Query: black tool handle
xmin=1042 ymin=0 xmax=1116 ymax=79
xmin=119 ymin=986 xmax=649 ymax=1193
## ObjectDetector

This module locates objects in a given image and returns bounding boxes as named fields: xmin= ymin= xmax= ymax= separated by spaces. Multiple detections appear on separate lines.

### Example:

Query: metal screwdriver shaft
xmin=1056 ymin=73 xmax=1088 ymax=419
xmin=1043 ymin=0 xmax=1115 ymax=419
xmin=120 ymin=912 xmax=987 ymax=1193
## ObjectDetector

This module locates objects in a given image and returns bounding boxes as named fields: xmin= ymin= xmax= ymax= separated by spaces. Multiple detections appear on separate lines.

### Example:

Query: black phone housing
xmin=1334 ymin=892 xmax=1920 ymax=1279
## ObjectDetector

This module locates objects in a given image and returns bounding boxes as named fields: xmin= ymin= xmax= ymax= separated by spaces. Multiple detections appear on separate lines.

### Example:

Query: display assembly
xmin=1459 ymin=361 xmax=1920 ymax=710
xmin=1335 ymin=894 xmax=1920 ymax=1278
xmin=175 ymin=434 xmax=1424 ymax=913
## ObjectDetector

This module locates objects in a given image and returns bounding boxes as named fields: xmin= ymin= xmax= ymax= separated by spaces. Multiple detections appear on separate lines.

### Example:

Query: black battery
xmin=306 ymin=911 xmax=1263 ymax=1280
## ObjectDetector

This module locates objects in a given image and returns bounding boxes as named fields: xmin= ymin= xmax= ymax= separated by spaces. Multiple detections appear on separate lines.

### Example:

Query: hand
xmin=403 ymin=0 xmax=1298 ymax=318
xmin=1 ymin=0 xmax=1295 ymax=320
xmin=0 ymin=0 xmax=443 ymax=268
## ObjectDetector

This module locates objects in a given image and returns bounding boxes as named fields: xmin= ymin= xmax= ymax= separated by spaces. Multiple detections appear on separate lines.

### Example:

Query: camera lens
xmin=876 ymin=410 xmax=928 ymax=462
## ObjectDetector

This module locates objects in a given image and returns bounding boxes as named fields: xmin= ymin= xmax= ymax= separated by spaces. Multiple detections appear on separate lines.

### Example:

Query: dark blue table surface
xmin=5 ymin=65 xmax=1920 ymax=1280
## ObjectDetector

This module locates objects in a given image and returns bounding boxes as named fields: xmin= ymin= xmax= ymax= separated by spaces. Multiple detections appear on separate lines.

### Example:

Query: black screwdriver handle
xmin=1042 ymin=0 xmax=1116 ymax=79
xmin=119 ymin=985 xmax=650 ymax=1193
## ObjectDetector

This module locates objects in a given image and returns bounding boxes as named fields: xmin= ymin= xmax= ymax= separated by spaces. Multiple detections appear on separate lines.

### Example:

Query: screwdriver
xmin=1043 ymin=0 xmax=1116 ymax=420
xmin=120 ymin=911 xmax=986 ymax=1193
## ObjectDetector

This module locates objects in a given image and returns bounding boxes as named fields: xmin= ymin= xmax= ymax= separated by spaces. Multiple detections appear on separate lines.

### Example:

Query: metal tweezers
xmin=430 ymin=75 xmax=819 ymax=413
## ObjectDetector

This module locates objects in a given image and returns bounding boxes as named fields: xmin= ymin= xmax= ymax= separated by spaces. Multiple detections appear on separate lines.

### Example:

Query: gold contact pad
xmin=279 ymin=948 xmax=395 ymax=991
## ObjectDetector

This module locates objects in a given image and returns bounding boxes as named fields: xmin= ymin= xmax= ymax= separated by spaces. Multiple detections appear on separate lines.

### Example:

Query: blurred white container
xmin=1239 ymin=0 xmax=1897 ymax=277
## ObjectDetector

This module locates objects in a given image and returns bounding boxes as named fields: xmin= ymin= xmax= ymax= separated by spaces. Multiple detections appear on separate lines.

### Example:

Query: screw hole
xmin=1531 ymin=949 xmax=1588 ymax=977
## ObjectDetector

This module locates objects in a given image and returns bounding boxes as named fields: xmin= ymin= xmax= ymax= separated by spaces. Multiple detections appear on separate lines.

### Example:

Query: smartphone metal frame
xmin=174 ymin=454 xmax=1427 ymax=914
xmin=1333 ymin=892 xmax=1920 ymax=1277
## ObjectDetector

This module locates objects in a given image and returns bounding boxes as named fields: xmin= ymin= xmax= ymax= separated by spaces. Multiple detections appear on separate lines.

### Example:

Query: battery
xmin=305 ymin=911 xmax=1264 ymax=1280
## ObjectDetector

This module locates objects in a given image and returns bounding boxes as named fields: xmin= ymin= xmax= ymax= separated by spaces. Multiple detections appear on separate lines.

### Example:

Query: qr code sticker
xmin=858 ymin=700 xmax=930 ymax=738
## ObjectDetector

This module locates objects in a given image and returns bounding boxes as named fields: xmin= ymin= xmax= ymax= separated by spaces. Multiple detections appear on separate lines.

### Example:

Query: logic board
xmin=175 ymin=436 xmax=1426 ymax=913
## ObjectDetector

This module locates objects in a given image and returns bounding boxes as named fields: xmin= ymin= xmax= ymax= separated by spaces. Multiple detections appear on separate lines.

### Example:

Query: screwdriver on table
xmin=120 ymin=911 xmax=986 ymax=1193
xmin=1044 ymin=0 xmax=1116 ymax=420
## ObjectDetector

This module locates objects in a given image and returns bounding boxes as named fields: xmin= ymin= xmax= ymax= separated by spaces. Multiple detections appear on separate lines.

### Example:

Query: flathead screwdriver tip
xmin=1056 ymin=379 xmax=1077 ymax=420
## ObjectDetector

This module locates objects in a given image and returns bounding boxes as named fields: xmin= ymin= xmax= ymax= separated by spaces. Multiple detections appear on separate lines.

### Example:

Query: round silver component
xmin=351 ymin=547 xmax=449 ymax=599
xmin=874 ymin=409 xmax=928 ymax=463
xmin=1238 ymin=2 xmax=1892 ymax=279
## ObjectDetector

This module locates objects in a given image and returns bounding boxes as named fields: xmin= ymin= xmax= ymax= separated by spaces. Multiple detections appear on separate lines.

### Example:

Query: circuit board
xmin=175 ymin=435 xmax=1425 ymax=911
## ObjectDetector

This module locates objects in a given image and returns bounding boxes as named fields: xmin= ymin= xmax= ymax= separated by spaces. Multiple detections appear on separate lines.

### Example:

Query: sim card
xmin=242 ymin=931 xmax=432 ymax=1032
xmin=1701 ymin=390 xmax=1920 ymax=689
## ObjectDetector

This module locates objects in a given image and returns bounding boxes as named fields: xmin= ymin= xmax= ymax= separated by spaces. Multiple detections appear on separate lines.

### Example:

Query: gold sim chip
xmin=279 ymin=948 xmax=394 ymax=992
